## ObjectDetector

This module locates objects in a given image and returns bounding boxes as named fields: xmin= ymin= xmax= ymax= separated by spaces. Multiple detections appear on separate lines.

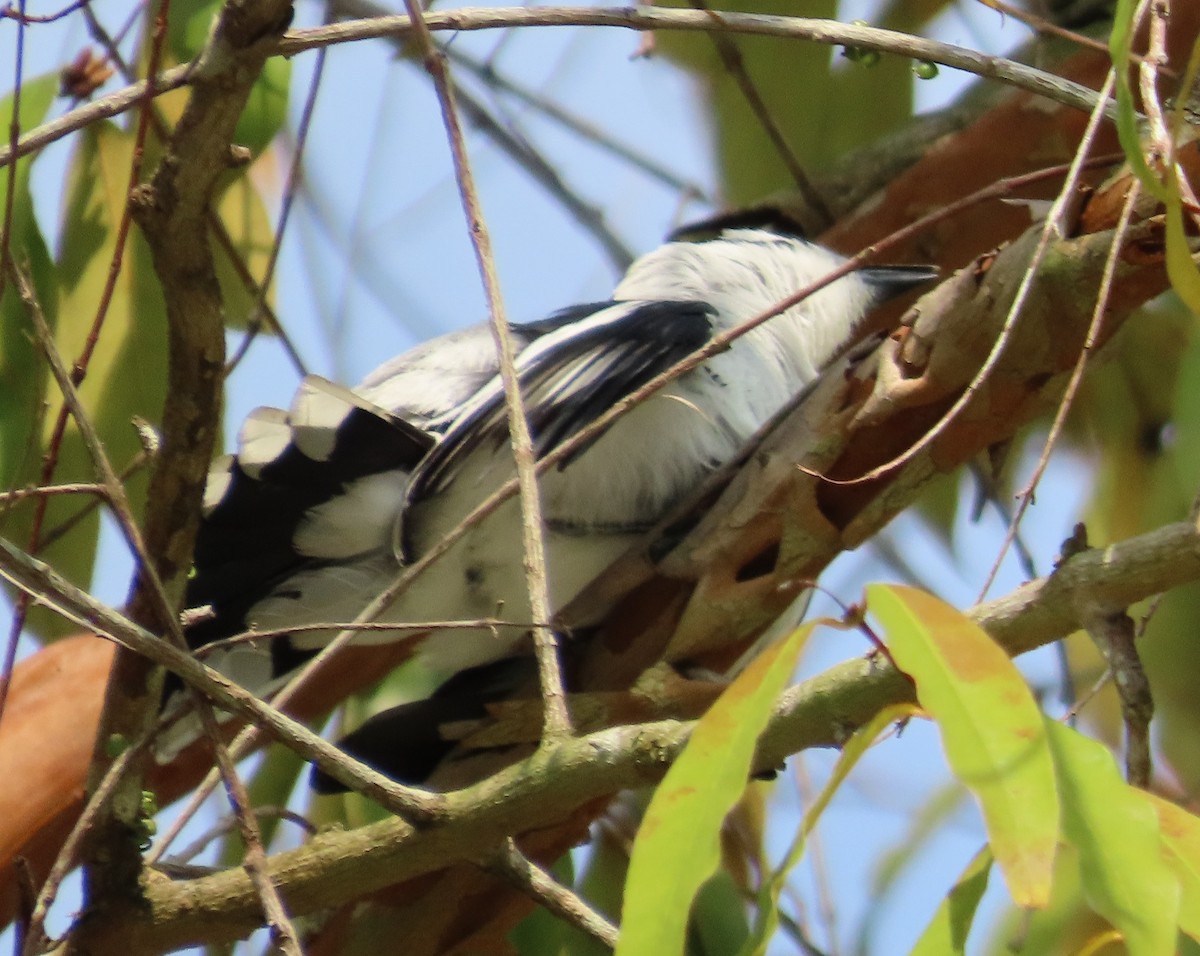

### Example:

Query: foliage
xmin=2 ymin=0 xmax=1200 ymax=953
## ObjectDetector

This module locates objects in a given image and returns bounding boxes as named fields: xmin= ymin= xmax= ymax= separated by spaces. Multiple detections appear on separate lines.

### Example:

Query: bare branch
xmin=400 ymin=0 xmax=573 ymax=740
xmin=281 ymin=8 xmax=1117 ymax=119
xmin=483 ymin=838 xmax=620 ymax=948
xmin=72 ymin=517 xmax=1200 ymax=949
xmin=0 ymin=7 xmax=1118 ymax=172
xmin=1082 ymin=605 xmax=1153 ymax=787
xmin=0 ymin=482 xmax=108 ymax=505
xmin=0 ymin=63 xmax=191 ymax=168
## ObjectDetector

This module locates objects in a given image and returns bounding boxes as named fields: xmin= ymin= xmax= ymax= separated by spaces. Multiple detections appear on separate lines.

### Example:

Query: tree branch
xmin=398 ymin=0 xmax=573 ymax=741
xmin=281 ymin=7 xmax=1115 ymax=119
xmin=74 ymin=0 xmax=298 ymax=941
xmin=0 ymin=6 xmax=1116 ymax=171
xmin=65 ymin=516 xmax=1200 ymax=950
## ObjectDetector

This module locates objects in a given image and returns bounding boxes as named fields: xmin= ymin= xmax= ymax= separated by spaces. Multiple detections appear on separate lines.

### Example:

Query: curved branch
xmin=0 ymin=7 xmax=1113 ymax=170
xmin=82 ymin=517 xmax=1200 ymax=951
xmin=283 ymin=7 xmax=1113 ymax=118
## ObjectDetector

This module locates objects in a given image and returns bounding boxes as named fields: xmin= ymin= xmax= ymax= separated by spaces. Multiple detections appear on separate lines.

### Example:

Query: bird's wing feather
xmin=405 ymin=299 xmax=714 ymax=503
xmin=186 ymin=377 xmax=435 ymax=649
xmin=357 ymin=324 xmax=518 ymax=428
xmin=185 ymin=300 xmax=711 ymax=651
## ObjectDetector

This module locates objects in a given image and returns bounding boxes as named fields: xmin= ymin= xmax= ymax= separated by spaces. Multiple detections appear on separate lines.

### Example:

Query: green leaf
xmin=9 ymin=122 xmax=169 ymax=634
xmin=691 ymin=870 xmax=751 ymax=955
xmin=1143 ymin=793 xmax=1200 ymax=943
xmin=616 ymin=620 xmax=818 ymax=956
xmin=1108 ymin=0 xmax=1168 ymax=202
xmin=1045 ymin=720 xmax=1180 ymax=955
xmin=654 ymin=0 xmax=915 ymax=205
xmin=909 ymin=846 xmax=993 ymax=956
xmin=1162 ymin=38 xmax=1200 ymax=318
xmin=742 ymin=701 xmax=919 ymax=956
xmin=173 ymin=0 xmax=290 ymax=154
xmin=867 ymin=584 xmax=1058 ymax=908
xmin=0 ymin=73 xmax=60 ymax=493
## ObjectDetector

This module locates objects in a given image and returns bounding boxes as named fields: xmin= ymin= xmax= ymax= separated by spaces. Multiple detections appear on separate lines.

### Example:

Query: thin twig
xmin=7 ymin=251 xmax=300 ymax=947
xmin=1007 ymin=179 xmax=1141 ymax=585
xmin=225 ymin=38 xmax=329 ymax=377
xmin=77 ymin=3 xmax=308 ymax=379
xmin=378 ymin=12 xmax=637 ymax=272
xmin=281 ymin=8 xmax=1119 ymax=120
xmin=484 ymin=837 xmax=620 ymax=948
xmin=401 ymin=0 xmax=573 ymax=740
xmin=0 ymin=7 xmax=1122 ymax=172
xmin=0 ymin=0 xmax=89 ymax=23
xmin=1065 ymin=666 xmax=1113 ymax=722
xmin=966 ymin=462 xmax=1039 ymax=581
xmin=196 ymin=702 xmax=303 ymax=955
xmin=193 ymin=615 xmax=546 ymax=653
xmin=0 ymin=532 xmax=449 ymax=822
xmin=0 ymin=0 xmax=26 ymax=305
xmin=443 ymin=44 xmax=709 ymax=201
xmin=34 ymin=445 xmax=153 ymax=550
xmin=977 ymin=0 xmax=1172 ymax=74
xmin=210 ymin=211 xmax=308 ymax=376
xmin=21 ymin=738 xmax=146 ymax=956
xmin=450 ymin=81 xmax=635 ymax=274
xmin=685 ymin=0 xmax=831 ymax=228
xmin=976 ymin=67 xmax=1123 ymax=601
xmin=1137 ymin=0 xmax=1172 ymax=167
xmin=0 ymin=481 xmax=108 ymax=505
xmin=165 ymin=806 xmax=317 ymax=867
xmin=149 ymin=809 xmax=316 ymax=887
xmin=0 ymin=0 xmax=31 ymax=736
xmin=332 ymin=0 xmax=692 ymax=251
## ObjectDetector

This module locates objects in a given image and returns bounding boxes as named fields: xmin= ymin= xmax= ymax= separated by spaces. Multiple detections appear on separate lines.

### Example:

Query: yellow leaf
xmin=868 ymin=584 xmax=1058 ymax=908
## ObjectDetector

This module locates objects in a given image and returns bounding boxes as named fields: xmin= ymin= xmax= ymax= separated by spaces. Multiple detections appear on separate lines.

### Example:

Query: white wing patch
xmin=238 ymin=408 xmax=292 ymax=478
xmin=202 ymin=456 xmax=234 ymax=516
xmin=293 ymin=470 xmax=409 ymax=559
xmin=289 ymin=377 xmax=356 ymax=461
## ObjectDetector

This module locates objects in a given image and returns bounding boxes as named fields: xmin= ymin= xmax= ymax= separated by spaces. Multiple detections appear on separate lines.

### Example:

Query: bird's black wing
xmin=185 ymin=377 xmax=435 ymax=651
xmin=405 ymin=299 xmax=715 ymax=506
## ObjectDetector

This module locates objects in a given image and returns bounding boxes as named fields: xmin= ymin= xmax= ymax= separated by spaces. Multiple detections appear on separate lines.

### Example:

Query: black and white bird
xmin=165 ymin=230 xmax=935 ymax=776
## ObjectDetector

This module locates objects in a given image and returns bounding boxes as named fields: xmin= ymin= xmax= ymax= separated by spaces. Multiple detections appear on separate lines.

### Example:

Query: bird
xmin=161 ymin=229 xmax=936 ymax=780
